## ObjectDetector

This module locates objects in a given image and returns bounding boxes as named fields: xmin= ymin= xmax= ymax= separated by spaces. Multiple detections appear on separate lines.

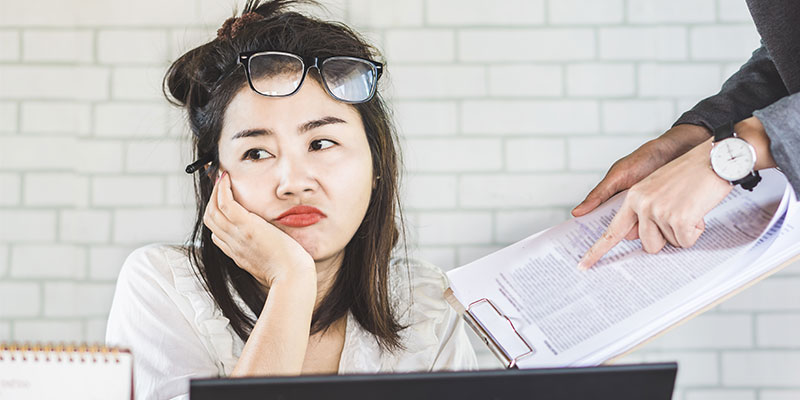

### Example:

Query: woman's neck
xmin=312 ymin=251 xmax=344 ymax=308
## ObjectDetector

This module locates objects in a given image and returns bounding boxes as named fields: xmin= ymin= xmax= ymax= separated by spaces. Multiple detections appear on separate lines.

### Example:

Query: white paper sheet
xmin=448 ymin=169 xmax=800 ymax=368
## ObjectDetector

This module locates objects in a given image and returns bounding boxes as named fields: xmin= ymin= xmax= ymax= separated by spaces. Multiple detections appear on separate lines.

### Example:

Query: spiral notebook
xmin=0 ymin=343 xmax=133 ymax=400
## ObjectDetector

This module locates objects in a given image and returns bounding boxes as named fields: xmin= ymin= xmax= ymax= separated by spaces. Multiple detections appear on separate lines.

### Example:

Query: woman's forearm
xmin=231 ymin=269 xmax=317 ymax=377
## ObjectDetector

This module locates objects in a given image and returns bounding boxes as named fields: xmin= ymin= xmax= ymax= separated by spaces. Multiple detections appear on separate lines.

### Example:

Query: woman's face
xmin=217 ymin=77 xmax=374 ymax=263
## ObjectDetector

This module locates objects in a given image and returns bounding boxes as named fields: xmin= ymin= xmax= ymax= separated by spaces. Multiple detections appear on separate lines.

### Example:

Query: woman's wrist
xmin=735 ymin=116 xmax=776 ymax=171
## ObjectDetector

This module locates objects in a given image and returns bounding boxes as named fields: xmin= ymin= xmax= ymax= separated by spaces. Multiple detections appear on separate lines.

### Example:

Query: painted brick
xmin=348 ymin=0 xmax=422 ymax=27
xmin=44 ymin=282 xmax=117 ymax=317
xmin=458 ymin=245 xmax=504 ymax=266
xmin=488 ymin=65 xmax=563 ymax=97
xmin=89 ymin=245 xmax=136 ymax=281
xmin=169 ymin=28 xmax=215 ymax=60
xmin=0 ymin=211 xmax=57 ymax=242
xmin=722 ymin=351 xmax=800 ymax=387
xmin=602 ymin=100 xmax=676 ymax=134
xmin=0 ymin=102 xmax=17 ymax=133
xmin=566 ymin=64 xmax=635 ymax=97
xmin=690 ymin=26 xmax=762 ymax=61
xmin=86 ymin=318 xmax=108 ymax=343
xmin=113 ymin=208 xmax=194 ymax=243
xmin=415 ymin=246 xmax=456 ymax=271
xmin=599 ymin=27 xmax=688 ymax=60
xmin=13 ymin=320 xmax=84 ymax=343
xmin=460 ymin=173 xmax=602 ymax=208
xmin=639 ymin=63 xmax=722 ymax=97
xmin=0 ymin=173 xmax=20 ymax=205
xmin=393 ymin=101 xmax=458 ymax=136
xmin=0 ymin=322 xmax=9 ymax=341
xmin=402 ymin=174 xmax=458 ymax=209
xmin=0 ymin=66 xmax=109 ymax=100
xmin=94 ymin=103 xmax=169 ymax=137
xmin=761 ymin=391 xmax=800 ymax=400
xmin=684 ymin=390 xmax=755 ymax=400
xmin=0 ymin=245 xmax=7 ymax=277
xmin=125 ymin=139 xmax=190 ymax=173
xmin=426 ymin=0 xmax=544 ymax=26
xmin=0 ymin=31 xmax=20 ymax=61
xmin=403 ymin=138 xmax=502 ymax=172
xmin=495 ymin=209 xmax=570 ymax=243
xmin=461 ymin=100 xmax=599 ymax=135
xmin=627 ymin=0 xmax=716 ymax=23
xmin=459 ymin=29 xmax=595 ymax=62
xmin=718 ymin=0 xmax=755 ymax=22
xmin=0 ymin=137 xmax=75 ymax=171
xmin=165 ymin=174 xmax=194 ymax=207
xmin=720 ymin=278 xmax=800 ymax=311
xmin=10 ymin=244 xmax=86 ymax=279
xmin=774 ymin=258 xmax=800 ymax=277
xmin=0 ymin=0 xmax=199 ymax=26
xmin=0 ymin=283 xmax=40 ymax=317
xmin=60 ymin=209 xmax=112 ymax=244
xmin=637 ymin=351 xmax=719 ymax=385
xmin=112 ymin=67 xmax=168 ymax=100
xmin=389 ymin=66 xmax=486 ymax=99
xmin=549 ymin=0 xmax=624 ymax=24
xmin=24 ymin=173 xmax=89 ymax=207
xmin=505 ymin=138 xmax=566 ymax=171
xmin=645 ymin=314 xmax=752 ymax=349
xmin=384 ymin=30 xmax=455 ymax=62
xmin=97 ymin=30 xmax=168 ymax=64
xmin=21 ymin=102 xmax=91 ymax=135
xmin=92 ymin=176 xmax=164 ymax=206
xmin=568 ymin=137 xmax=648 ymax=170
xmin=417 ymin=212 xmax=493 ymax=245
xmin=756 ymin=314 xmax=800 ymax=348
xmin=23 ymin=30 xmax=93 ymax=63
xmin=75 ymin=139 xmax=125 ymax=173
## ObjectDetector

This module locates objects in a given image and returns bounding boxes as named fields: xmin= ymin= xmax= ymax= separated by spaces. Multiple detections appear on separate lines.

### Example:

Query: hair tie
xmin=217 ymin=11 xmax=262 ymax=40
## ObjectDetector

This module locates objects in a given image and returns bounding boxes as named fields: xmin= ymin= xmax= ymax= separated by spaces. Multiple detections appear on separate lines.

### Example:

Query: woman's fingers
xmin=578 ymin=204 xmax=638 ymax=270
xmin=675 ymin=218 xmax=706 ymax=248
xmin=638 ymin=218 xmax=667 ymax=254
xmin=216 ymin=172 xmax=249 ymax=223
xmin=625 ymin=222 xmax=640 ymax=241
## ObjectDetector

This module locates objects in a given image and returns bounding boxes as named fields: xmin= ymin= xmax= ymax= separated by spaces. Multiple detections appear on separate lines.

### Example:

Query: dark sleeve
xmin=674 ymin=45 xmax=790 ymax=131
xmin=752 ymin=93 xmax=800 ymax=197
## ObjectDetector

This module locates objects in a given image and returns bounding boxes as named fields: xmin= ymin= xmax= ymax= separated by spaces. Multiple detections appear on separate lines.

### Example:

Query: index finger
xmin=577 ymin=205 xmax=638 ymax=270
xmin=216 ymin=172 xmax=250 ymax=223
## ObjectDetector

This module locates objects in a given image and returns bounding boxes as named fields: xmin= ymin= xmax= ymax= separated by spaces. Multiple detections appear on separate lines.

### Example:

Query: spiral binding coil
xmin=0 ymin=342 xmax=125 ymax=363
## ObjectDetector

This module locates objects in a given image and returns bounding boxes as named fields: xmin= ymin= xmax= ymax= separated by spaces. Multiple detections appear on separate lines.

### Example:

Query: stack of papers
xmin=447 ymin=169 xmax=800 ymax=368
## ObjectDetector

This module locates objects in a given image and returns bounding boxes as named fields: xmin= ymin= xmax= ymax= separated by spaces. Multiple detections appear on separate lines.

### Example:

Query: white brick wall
xmin=2 ymin=0 xmax=796 ymax=397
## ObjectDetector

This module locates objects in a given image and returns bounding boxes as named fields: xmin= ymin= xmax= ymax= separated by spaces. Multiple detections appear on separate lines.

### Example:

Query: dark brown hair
xmin=164 ymin=0 xmax=405 ymax=350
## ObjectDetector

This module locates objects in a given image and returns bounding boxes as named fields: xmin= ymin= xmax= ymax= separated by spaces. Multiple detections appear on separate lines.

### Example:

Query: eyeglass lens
xmin=247 ymin=53 xmax=376 ymax=102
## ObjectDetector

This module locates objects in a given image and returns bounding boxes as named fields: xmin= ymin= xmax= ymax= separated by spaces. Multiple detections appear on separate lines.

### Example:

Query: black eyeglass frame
xmin=238 ymin=50 xmax=384 ymax=104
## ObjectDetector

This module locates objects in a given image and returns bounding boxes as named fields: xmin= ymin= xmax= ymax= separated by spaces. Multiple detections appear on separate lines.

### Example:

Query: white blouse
xmin=106 ymin=244 xmax=478 ymax=400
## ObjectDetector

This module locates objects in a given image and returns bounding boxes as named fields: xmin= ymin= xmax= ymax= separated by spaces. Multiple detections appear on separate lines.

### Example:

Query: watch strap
xmin=712 ymin=121 xmax=735 ymax=143
xmin=733 ymin=170 xmax=762 ymax=191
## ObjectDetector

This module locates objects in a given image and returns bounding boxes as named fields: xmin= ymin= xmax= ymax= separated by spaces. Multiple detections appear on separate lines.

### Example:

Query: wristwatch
xmin=709 ymin=121 xmax=761 ymax=191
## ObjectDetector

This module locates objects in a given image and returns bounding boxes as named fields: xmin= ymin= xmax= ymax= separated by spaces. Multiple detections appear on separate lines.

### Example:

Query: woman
xmin=105 ymin=1 xmax=477 ymax=398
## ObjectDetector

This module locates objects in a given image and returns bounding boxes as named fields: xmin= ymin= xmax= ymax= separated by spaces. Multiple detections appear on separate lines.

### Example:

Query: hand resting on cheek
xmin=203 ymin=170 xmax=316 ymax=289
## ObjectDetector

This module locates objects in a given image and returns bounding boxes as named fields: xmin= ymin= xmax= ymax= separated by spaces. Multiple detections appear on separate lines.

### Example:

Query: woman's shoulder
xmin=118 ymin=243 xmax=193 ymax=285
xmin=389 ymin=257 xmax=451 ymax=324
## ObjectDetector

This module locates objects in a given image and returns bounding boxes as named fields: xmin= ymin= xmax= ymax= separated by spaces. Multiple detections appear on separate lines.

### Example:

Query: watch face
xmin=710 ymin=137 xmax=756 ymax=181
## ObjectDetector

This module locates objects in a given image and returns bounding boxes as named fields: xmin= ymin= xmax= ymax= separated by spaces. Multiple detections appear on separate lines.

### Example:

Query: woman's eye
xmin=242 ymin=148 xmax=273 ymax=161
xmin=310 ymin=139 xmax=336 ymax=151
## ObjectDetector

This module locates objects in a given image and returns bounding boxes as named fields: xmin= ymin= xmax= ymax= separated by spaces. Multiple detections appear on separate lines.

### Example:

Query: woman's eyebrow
xmin=231 ymin=128 xmax=273 ymax=140
xmin=298 ymin=116 xmax=347 ymax=133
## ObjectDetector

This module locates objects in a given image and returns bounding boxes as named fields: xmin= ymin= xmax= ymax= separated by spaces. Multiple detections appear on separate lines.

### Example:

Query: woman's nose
xmin=275 ymin=153 xmax=318 ymax=199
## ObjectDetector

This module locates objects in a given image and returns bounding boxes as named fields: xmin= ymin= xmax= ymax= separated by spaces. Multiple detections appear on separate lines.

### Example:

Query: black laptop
xmin=190 ymin=362 xmax=677 ymax=400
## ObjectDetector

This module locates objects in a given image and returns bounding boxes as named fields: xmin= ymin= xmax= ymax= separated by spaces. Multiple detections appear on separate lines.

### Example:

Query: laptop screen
xmin=190 ymin=362 xmax=677 ymax=400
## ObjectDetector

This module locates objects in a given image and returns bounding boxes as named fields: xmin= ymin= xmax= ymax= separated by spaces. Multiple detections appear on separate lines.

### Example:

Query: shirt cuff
xmin=752 ymin=93 xmax=800 ymax=198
